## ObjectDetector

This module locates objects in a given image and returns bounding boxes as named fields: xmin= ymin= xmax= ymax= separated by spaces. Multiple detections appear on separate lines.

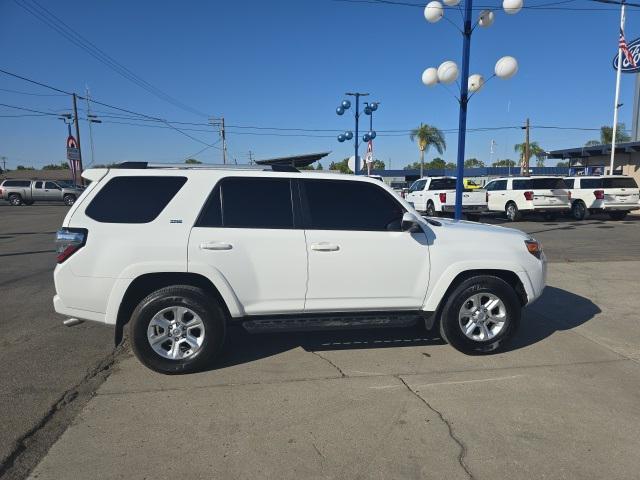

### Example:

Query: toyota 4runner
xmin=54 ymin=163 xmax=546 ymax=374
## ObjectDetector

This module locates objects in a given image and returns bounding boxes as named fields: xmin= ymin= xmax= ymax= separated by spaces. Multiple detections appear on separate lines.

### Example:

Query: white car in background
xmin=564 ymin=175 xmax=640 ymax=220
xmin=484 ymin=176 xmax=570 ymax=221
xmin=405 ymin=176 xmax=487 ymax=221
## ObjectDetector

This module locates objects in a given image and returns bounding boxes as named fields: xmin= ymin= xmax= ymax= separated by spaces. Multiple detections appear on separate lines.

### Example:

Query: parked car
xmin=484 ymin=176 xmax=570 ymax=221
xmin=54 ymin=163 xmax=546 ymax=374
xmin=0 ymin=179 xmax=83 ymax=206
xmin=405 ymin=176 xmax=487 ymax=221
xmin=564 ymin=175 xmax=639 ymax=220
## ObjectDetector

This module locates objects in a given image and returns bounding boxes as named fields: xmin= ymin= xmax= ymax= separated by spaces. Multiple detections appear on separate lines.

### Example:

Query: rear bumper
xmin=599 ymin=204 xmax=640 ymax=211
xmin=53 ymin=294 xmax=106 ymax=323
xmin=441 ymin=205 xmax=488 ymax=213
xmin=527 ymin=204 xmax=570 ymax=212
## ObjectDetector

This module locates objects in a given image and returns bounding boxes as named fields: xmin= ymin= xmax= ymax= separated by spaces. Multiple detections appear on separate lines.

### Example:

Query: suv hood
xmin=422 ymin=216 xmax=529 ymax=240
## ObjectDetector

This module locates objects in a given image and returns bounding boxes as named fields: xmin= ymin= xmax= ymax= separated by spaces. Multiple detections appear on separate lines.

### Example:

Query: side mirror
xmin=401 ymin=212 xmax=422 ymax=232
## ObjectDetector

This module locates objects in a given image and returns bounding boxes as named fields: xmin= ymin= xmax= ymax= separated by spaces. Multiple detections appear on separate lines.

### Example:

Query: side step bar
xmin=242 ymin=311 xmax=425 ymax=333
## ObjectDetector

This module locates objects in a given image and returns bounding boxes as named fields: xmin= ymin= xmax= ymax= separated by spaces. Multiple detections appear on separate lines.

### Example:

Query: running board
xmin=241 ymin=311 xmax=423 ymax=333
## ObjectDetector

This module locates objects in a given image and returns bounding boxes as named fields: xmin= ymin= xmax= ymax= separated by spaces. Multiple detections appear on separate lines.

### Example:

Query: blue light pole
xmin=422 ymin=0 xmax=522 ymax=219
xmin=336 ymin=92 xmax=370 ymax=175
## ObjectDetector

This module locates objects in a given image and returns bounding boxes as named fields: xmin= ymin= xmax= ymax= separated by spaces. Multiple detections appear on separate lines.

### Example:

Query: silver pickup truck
xmin=0 ymin=179 xmax=83 ymax=206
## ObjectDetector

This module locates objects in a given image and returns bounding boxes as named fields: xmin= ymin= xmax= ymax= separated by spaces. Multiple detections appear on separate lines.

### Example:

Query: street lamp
xmin=421 ymin=0 xmax=522 ymax=219
xmin=335 ymin=92 xmax=371 ymax=175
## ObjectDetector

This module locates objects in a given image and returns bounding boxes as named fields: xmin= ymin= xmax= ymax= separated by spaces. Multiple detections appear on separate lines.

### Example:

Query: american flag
xmin=619 ymin=28 xmax=637 ymax=68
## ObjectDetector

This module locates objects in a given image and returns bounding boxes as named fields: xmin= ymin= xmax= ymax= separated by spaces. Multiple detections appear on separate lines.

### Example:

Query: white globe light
xmin=468 ymin=74 xmax=485 ymax=93
xmin=443 ymin=0 xmax=460 ymax=5
xmin=495 ymin=56 xmax=518 ymax=79
xmin=424 ymin=1 xmax=444 ymax=23
xmin=422 ymin=67 xmax=439 ymax=86
xmin=503 ymin=0 xmax=523 ymax=14
xmin=437 ymin=60 xmax=459 ymax=84
xmin=478 ymin=10 xmax=495 ymax=27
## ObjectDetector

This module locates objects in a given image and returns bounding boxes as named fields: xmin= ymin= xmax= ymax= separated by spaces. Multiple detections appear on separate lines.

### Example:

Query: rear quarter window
xmin=531 ymin=178 xmax=567 ymax=189
xmin=564 ymin=179 xmax=574 ymax=189
xmin=512 ymin=179 xmax=532 ymax=190
xmin=85 ymin=176 xmax=187 ymax=223
xmin=579 ymin=178 xmax=603 ymax=189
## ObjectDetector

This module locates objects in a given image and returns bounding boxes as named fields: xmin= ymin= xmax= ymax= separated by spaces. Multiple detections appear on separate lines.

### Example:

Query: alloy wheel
xmin=458 ymin=293 xmax=507 ymax=342
xmin=147 ymin=306 xmax=205 ymax=360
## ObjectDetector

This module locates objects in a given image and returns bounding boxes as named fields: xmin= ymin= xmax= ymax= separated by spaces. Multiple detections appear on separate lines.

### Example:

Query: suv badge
xmin=170 ymin=219 xmax=183 ymax=224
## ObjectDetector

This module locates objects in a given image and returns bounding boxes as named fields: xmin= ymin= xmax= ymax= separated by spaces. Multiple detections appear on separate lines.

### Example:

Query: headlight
xmin=524 ymin=238 xmax=542 ymax=259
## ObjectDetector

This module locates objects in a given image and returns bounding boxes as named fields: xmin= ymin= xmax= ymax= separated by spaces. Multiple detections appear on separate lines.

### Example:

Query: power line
xmin=13 ymin=0 xmax=208 ymax=117
xmin=331 ymin=0 xmax=639 ymax=10
xmin=0 ymin=102 xmax=61 ymax=116
xmin=0 ymin=68 xmax=72 ymax=95
xmin=0 ymin=87 xmax=67 ymax=97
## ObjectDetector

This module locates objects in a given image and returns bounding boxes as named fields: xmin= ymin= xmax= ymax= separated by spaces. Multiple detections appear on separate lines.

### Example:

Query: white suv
xmin=484 ymin=176 xmax=571 ymax=221
xmin=54 ymin=164 xmax=546 ymax=374
xmin=564 ymin=175 xmax=639 ymax=220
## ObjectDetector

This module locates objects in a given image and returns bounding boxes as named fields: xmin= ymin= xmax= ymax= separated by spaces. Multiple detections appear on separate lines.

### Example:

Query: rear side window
xmin=531 ymin=178 xmax=567 ymax=189
xmin=603 ymin=177 xmax=638 ymax=188
xmin=86 ymin=176 xmax=187 ymax=223
xmin=197 ymin=177 xmax=294 ymax=229
xmin=2 ymin=180 xmax=30 ymax=187
xmin=512 ymin=179 xmax=532 ymax=190
xmin=493 ymin=180 xmax=507 ymax=191
xmin=35 ymin=181 xmax=43 ymax=189
xmin=302 ymin=179 xmax=404 ymax=231
xmin=579 ymin=178 xmax=602 ymax=189
xmin=564 ymin=179 xmax=574 ymax=189
xmin=429 ymin=178 xmax=457 ymax=190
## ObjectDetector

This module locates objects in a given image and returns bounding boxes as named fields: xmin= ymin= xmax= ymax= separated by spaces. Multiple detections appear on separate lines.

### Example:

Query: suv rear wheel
xmin=439 ymin=275 xmax=520 ymax=354
xmin=8 ymin=193 xmax=23 ymax=206
xmin=571 ymin=201 xmax=588 ymax=220
xmin=505 ymin=202 xmax=521 ymax=221
xmin=129 ymin=285 xmax=226 ymax=374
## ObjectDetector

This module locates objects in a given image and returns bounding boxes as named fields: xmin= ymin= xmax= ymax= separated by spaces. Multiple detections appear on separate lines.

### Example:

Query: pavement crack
xmin=311 ymin=351 xmax=347 ymax=377
xmin=396 ymin=375 xmax=474 ymax=480
xmin=0 ymin=343 xmax=126 ymax=479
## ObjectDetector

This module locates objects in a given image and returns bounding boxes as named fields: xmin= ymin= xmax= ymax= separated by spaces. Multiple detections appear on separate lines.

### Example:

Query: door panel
xmin=189 ymin=228 xmax=307 ymax=315
xmin=304 ymin=230 xmax=430 ymax=311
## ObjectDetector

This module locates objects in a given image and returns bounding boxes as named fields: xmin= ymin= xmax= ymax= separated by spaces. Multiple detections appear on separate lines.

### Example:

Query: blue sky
xmin=1 ymin=0 xmax=640 ymax=169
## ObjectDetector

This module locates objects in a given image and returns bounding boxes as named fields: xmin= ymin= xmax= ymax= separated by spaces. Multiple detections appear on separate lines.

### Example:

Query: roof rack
xmin=112 ymin=161 xmax=300 ymax=173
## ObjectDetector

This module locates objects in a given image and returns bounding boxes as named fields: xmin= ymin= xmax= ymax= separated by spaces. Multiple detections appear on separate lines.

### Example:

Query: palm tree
xmin=585 ymin=124 xmax=631 ymax=146
xmin=514 ymin=141 xmax=546 ymax=169
xmin=409 ymin=123 xmax=446 ymax=177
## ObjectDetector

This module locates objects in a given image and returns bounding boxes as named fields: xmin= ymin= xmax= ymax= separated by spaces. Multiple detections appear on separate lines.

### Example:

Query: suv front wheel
xmin=129 ymin=285 xmax=226 ymax=374
xmin=439 ymin=275 xmax=520 ymax=354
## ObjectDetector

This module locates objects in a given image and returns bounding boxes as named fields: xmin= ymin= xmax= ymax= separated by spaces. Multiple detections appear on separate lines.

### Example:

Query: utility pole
xmin=0 ymin=156 xmax=6 ymax=171
xmin=72 ymin=93 xmax=84 ymax=185
xmin=209 ymin=117 xmax=227 ymax=164
xmin=85 ymin=86 xmax=96 ymax=168
xmin=522 ymin=118 xmax=530 ymax=176
xmin=248 ymin=150 xmax=254 ymax=165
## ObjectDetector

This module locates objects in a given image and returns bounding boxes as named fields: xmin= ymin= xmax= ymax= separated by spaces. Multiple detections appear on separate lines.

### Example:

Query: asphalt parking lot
xmin=2 ymin=204 xmax=640 ymax=479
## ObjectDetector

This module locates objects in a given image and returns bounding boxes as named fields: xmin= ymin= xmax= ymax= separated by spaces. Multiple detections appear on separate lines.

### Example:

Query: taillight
xmin=439 ymin=192 xmax=447 ymax=203
xmin=568 ymin=191 xmax=572 ymax=200
xmin=524 ymin=191 xmax=534 ymax=201
xmin=55 ymin=228 xmax=87 ymax=263
xmin=594 ymin=190 xmax=605 ymax=200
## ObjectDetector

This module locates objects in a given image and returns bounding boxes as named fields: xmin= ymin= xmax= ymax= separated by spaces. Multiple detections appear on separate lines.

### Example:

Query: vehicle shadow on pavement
xmin=504 ymin=286 xmax=601 ymax=352
xmin=215 ymin=325 xmax=444 ymax=369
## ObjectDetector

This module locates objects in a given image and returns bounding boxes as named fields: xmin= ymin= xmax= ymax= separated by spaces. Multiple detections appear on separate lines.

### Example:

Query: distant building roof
xmin=255 ymin=152 xmax=330 ymax=167
xmin=547 ymin=141 xmax=640 ymax=159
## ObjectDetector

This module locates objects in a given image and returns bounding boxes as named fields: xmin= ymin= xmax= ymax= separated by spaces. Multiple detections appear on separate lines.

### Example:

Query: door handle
xmin=199 ymin=242 xmax=233 ymax=251
xmin=310 ymin=242 xmax=340 ymax=252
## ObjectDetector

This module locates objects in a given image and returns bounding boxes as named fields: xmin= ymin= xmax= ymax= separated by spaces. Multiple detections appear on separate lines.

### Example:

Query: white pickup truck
xmin=405 ymin=176 xmax=487 ymax=220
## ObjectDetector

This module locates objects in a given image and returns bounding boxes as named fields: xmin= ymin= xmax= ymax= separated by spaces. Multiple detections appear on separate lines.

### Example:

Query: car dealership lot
xmin=2 ymin=204 xmax=640 ymax=479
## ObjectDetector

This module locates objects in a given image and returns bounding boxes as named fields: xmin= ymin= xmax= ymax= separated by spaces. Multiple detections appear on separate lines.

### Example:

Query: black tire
xmin=24 ymin=200 xmax=34 ymax=206
xmin=571 ymin=201 xmax=588 ymax=221
xmin=129 ymin=285 xmax=226 ymax=374
xmin=542 ymin=212 xmax=558 ymax=221
xmin=439 ymin=275 xmax=521 ymax=355
xmin=63 ymin=194 xmax=76 ymax=206
xmin=466 ymin=214 xmax=480 ymax=222
xmin=608 ymin=211 xmax=628 ymax=221
xmin=505 ymin=202 xmax=521 ymax=222
xmin=425 ymin=201 xmax=437 ymax=217
xmin=8 ymin=193 xmax=23 ymax=206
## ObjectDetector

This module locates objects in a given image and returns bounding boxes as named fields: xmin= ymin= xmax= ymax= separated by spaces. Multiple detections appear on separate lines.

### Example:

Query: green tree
xmin=185 ymin=158 xmax=202 ymax=164
xmin=464 ymin=158 xmax=485 ymax=168
xmin=43 ymin=162 xmax=70 ymax=170
xmin=429 ymin=158 xmax=446 ymax=169
xmin=445 ymin=162 xmax=456 ymax=169
xmin=514 ymin=141 xmax=546 ymax=167
xmin=16 ymin=165 xmax=35 ymax=170
xmin=316 ymin=162 xmax=324 ymax=170
xmin=585 ymin=124 xmax=631 ymax=146
xmin=370 ymin=159 xmax=385 ymax=170
xmin=409 ymin=123 xmax=446 ymax=177
xmin=556 ymin=161 xmax=570 ymax=167
xmin=492 ymin=159 xmax=516 ymax=167
xmin=329 ymin=158 xmax=351 ymax=173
